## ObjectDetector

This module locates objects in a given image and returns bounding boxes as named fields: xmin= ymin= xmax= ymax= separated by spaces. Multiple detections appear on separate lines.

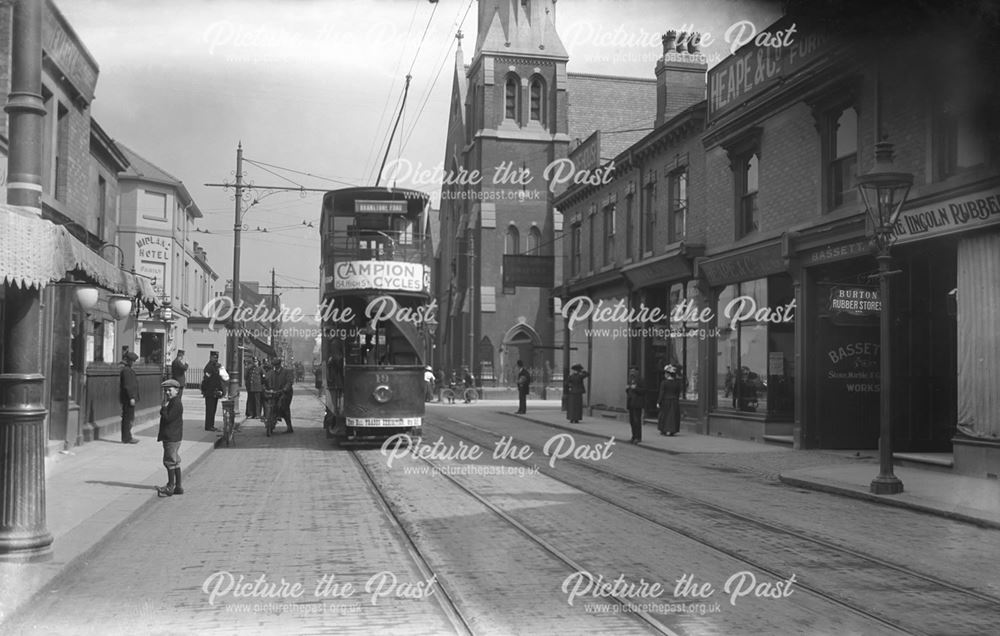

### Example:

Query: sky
xmin=58 ymin=0 xmax=782 ymax=317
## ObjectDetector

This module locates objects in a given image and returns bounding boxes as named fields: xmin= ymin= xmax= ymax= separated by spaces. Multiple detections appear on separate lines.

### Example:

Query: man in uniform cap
xmin=200 ymin=351 xmax=225 ymax=432
xmin=119 ymin=350 xmax=140 ymax=444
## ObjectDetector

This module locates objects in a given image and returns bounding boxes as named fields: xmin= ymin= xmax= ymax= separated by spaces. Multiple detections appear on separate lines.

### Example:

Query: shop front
xmin=621 ymin=244 xmax=704 ymax=423
xmin=793 ymin=180 xmax=1000 ymax=466
xmin=698 ymin=239 xmax=796 ymax=442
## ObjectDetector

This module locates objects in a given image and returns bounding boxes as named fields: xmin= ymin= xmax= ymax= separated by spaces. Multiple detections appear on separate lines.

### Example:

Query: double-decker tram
xmin=319 ymin=187 xmax=433 ymax=444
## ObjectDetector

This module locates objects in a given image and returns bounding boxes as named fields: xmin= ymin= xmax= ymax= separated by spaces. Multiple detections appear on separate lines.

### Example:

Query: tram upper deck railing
xmin=323 ymin=229 xmax=431 ymax=264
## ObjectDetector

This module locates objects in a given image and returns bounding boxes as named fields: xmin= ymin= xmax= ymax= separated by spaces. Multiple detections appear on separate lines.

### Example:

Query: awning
xmin=1 ymin=204 xmax=157 ymax=302
xmin=246 ymin=335 xmax=276 ymax=359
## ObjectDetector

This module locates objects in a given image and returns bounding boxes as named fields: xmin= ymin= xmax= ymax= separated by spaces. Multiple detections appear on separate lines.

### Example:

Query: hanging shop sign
xmin=502 ymin=255 xmax=555 ymax=289
xmin=829 ymin=285 xmax=881 ymax=316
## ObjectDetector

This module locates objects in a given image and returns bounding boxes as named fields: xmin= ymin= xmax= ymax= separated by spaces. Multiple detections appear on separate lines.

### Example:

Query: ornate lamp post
xmin=857 ymin=138 xmax=912 ymax=495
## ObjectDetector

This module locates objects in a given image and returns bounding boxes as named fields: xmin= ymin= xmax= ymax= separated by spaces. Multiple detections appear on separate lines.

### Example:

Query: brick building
xmin=554 ymin=32 xmax=708 ymax=417
xmin=436 ymin=0 xmax=655 ymax=388
xmin=555 ymin=3 xmax=1000 ymax=477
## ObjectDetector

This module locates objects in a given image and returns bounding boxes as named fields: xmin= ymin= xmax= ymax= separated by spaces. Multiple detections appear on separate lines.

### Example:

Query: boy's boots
xmin=172 ymin=468 xmax=184 ymax=495
xmin=156 ymin=468 xmax=175 ymax=497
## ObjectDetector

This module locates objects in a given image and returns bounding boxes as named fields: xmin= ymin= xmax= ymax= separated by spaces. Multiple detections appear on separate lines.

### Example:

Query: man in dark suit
xmin=200 ymin=350 xmax=225 ymax=432
xmin=625 ymin=366 xmax=645 ymax=444
xmin=515 ymin=359 xmax=531 ymax=414
xmin=171 ymin=349 xmax=188 ymax=398
xmin=156 ymin=379 xmax=185 ymax=497
xmin=119 ymin=351 xmax=140 ymax=444
xmin=268 ymin=358 xmax=295 ymax=433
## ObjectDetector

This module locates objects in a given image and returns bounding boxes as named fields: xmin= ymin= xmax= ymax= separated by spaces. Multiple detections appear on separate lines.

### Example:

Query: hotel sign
xmin=890 ymin=185 xmax=1000 ymax=245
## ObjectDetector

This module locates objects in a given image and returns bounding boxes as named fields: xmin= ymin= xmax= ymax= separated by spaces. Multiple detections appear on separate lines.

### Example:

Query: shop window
xmin=93 ymin=320 xmax=105 ymax=363
xmin=504 ymin=74 xmax=521 ymax=123
xmin=602 ymin=197 xmax=616 ymax=266
xmin=668 ymin=168 xmax=687 ymax=242
xmin=825 ymin=106 xmax=858 ymax=209
xmin=666 ymin=281 xmax=703 ymax=401
xmin=714 ymin=275 xmax=795 ymax=417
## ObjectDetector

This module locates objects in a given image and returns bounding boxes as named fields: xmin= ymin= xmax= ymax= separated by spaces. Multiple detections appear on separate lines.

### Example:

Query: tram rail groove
xmin=352 ymin=447 xmax=676 ymax=635
xmin=434 ymin=418 xmax=999 ymax=635
xmin=349 ymin=450 xmax=475 ymax=636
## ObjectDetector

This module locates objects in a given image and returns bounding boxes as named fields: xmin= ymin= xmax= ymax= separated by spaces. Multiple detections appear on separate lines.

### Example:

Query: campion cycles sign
xmin=332 ymin=260 xmax=429 ymax=294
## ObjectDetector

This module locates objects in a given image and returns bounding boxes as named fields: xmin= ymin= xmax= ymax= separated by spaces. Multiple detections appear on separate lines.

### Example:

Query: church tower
xmin=438 ymin=0 xmax=569 ymax=386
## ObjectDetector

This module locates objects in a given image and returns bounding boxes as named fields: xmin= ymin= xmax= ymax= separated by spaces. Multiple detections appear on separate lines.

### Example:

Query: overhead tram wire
xmin=400 ymin=0 xmax=475 ymax=154
xmin=373 ymin=0 xmax=440 ymax=186
xmin=363 ymin=0 xmax=422 ymax=183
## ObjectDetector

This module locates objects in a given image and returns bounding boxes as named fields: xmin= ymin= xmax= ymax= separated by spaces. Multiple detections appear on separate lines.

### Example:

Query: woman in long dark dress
xmin=565 ymin=364 xmax=589 ymax=423
xmin=657 ymin=364 xmax=684 ymax=436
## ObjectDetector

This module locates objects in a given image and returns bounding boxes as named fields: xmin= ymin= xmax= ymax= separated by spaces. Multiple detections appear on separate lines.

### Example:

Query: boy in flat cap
xmin=119 ymin=350 xmax=140 ymax=444
xmin=157 ymin=379 xmax=185 ymax=496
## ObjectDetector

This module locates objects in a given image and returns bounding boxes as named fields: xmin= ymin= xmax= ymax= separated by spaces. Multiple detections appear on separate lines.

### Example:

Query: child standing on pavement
xmin=156 ymin=379 xmax=185 ymax=497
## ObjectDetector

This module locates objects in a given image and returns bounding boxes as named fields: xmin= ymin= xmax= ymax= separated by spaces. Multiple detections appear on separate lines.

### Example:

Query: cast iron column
xmin=226 ymin=143 xmax=243 ymax=402
xmin=871 ymin=251 xmax=903 ymax=494
xmin=0 ymin=0 xmax=53 ymax=559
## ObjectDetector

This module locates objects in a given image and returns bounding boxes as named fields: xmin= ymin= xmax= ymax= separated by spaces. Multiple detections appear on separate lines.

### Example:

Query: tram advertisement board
xmin=332 ymin=260 xmax=429 ymax=293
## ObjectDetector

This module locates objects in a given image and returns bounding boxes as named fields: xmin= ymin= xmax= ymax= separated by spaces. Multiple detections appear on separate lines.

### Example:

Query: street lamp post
xmin=857 ymin=138 xmax=912 ymax=496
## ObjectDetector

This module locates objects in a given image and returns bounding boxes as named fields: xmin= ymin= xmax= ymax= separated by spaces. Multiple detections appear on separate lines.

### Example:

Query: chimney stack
xmin=655 ymin=29 xmax=708 ymax=127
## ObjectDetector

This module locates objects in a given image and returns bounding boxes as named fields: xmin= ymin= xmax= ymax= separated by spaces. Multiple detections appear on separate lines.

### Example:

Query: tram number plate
xmin=347 ymin=417 xmax=421 ymax=428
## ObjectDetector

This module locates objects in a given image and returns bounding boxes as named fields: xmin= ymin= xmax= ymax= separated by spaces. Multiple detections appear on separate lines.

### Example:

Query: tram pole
xmin=226 ymin=143 xmax=243 ymax=410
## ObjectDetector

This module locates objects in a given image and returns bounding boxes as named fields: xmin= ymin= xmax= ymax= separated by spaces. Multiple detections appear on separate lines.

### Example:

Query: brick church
xmin=435 ymin=0 xmax=656 ymax=387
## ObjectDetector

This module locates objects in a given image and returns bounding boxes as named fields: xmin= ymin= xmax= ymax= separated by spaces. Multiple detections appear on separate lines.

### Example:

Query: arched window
xmin=504 ymin=74 xmax=520 ymax=122
xmin=529 ymin=76 xmax=545 ymax=124
xmin=527 ymin=226 xmax=541 ymax=254
xmin=505 ymin=225 xmax=520 ymax=254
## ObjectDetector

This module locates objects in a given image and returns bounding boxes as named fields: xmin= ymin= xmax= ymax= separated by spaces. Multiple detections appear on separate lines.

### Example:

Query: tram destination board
xmin=355 ymin=199 xmax=407 ymax=214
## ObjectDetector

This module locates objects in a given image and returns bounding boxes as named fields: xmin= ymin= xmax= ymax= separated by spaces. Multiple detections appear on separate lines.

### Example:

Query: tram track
xmin=349 ymin=449 xmax=476 ymax=636
xmin=429 ymin=417 xmax=1000 ymax=636
xmin=349 ymin=448 xmax=677 ymax=635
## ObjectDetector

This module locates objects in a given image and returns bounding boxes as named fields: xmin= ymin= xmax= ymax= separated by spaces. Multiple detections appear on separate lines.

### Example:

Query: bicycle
xmin=439 ymin=386 xmax=478 ymax=404
xmin=221 ymin=399 xmax=237 ymax=447
xmin=262 ymin=389 xmax=280 ymax=437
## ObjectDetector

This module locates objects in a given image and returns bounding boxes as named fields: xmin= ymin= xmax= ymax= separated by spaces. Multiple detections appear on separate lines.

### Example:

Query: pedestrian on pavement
xmin=200 ymin=350 xmax=225 ymax=432
xmin=424 ymin=366 xmax=435 ymax=402
xmin=626 ymin=365 xmax=645 ymax=444
xmin=434 ymin=368 xmax=445 ymax=402
xmin=267 ymin=357 xmax=295 ymax=433
xmin=171 ymin=349 xmax=188 ymax=398
xmin=564 ymin=364 xmax=588 ymax=423
xmin=119 ymin=351 xmax=140 ymax=444
xmin=657 ymin=364 xmax=684 ymax=436
xmin=245 ymin=357 xmax=263 ymax=419
xmin=515 ymin=359 xmax=531 ymax=414
xmin=156 ymin=379 xmax=184 ymax=497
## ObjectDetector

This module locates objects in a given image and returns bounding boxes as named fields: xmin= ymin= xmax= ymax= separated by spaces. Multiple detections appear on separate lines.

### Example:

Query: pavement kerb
xmin=0 ymin=408 xmax=220 ymax=627
xmin=497 ymin=408 xmax=1000 ymax=530
xmin=498 ymin=411 xmax=684 ymax=455
xmin=778 ymin=474 xmax=1000 ymax=531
